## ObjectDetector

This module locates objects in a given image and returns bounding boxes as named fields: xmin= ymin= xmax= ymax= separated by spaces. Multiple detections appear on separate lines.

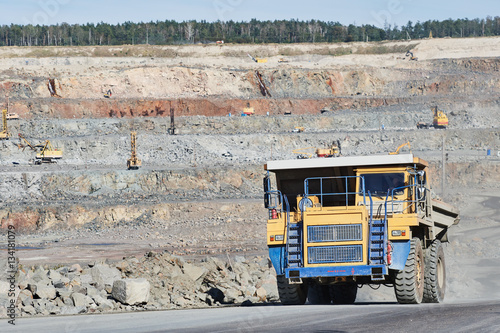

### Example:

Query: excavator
xmin=389 ymin=141 xmax=411 ymax=155
xmin=293 ymin=140 xmax=341 ymax=159
xmin=405 ymin=50 xmax=418 ymax=61
xmin=17 ymin=134 xmax=63 ymax=164
xmin=35 ymin=140 xmax=63 ymax=164
xmin=18 ymin=133 xmax=42 ymax=151
xmin=0 ymin=109 xmax=9 ymax=140
xmin=417 ymin=106 xmax=449 ymax=129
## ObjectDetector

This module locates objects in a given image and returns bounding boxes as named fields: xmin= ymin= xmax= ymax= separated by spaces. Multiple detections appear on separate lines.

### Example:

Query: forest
xmin=1 ymin=16 xmax=499 ymax=47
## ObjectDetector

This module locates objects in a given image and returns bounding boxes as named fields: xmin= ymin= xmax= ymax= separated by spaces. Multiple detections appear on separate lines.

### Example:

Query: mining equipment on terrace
xmin=389 ymin=142 xmax=411 ymax=155
xmin=35 ymin=140 xmax=63 ymax=164
xmin=168 ymin=108 xmax=176 ymax=135
xmin=417 ymin=106 xmax=449 ymax=129
xmin=127 ymin=131 xmax=142 ymax=170
xmin=293 ymin=141 xmax=341 ymax=159
xmin=0 ymin=108 xmax=10 ymax=140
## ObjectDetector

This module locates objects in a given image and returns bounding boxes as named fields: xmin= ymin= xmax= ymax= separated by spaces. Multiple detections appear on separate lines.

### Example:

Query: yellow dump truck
xmin=264 ymin=153 xmax=459 ymax=304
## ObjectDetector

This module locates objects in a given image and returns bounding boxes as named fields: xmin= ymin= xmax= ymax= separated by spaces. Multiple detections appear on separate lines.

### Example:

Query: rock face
xmin=112 ymin=279 xmax=150 ymax=305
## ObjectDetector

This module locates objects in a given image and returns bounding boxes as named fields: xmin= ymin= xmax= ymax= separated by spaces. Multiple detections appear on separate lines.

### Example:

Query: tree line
xmin=1 ymin=16 xmax=499 ymax=47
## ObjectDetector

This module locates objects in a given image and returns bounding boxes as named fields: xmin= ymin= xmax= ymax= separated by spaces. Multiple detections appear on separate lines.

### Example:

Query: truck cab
xmin=264 ymin=154 xmax=458 ymax=304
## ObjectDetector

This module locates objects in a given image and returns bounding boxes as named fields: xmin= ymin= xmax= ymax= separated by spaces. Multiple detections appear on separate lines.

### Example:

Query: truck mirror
xmin=263 ymin=176 xmax=271 ymax=208
xmin=263 ymin=176 xmax=270 ymax=193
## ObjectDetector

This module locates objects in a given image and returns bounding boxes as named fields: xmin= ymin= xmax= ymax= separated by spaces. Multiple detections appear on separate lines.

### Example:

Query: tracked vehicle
xmin=264 ymin=153 xmax=459 ymax=304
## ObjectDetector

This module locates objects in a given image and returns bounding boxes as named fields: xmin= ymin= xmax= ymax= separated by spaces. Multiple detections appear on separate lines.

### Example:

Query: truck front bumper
xmin=285 ymin=265 xmax=388 ymax=278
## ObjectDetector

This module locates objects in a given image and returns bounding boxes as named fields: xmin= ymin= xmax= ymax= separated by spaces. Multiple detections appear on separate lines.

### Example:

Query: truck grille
xmin=308 ymin=245 xmax=363 ymax=264
xmin=307 ymin=224 xmax=362 ymax=243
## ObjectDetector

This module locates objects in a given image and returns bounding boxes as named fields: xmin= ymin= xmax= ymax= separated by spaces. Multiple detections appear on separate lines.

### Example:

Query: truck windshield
xmin=361 ymin=173 xmax=405 ymax=197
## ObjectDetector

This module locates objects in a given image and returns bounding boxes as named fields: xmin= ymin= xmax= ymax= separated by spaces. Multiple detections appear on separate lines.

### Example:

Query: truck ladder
xmin=284 ymin=196 xmax=303 ymax=268
xmin=368 ymin=192 xmax=388 ymax=280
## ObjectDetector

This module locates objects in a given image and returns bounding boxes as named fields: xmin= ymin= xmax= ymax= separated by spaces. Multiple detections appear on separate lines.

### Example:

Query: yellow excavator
xmin=35 ymin=140 xmax=63 ymax=164
xmin=18 ymin=133 xmax=43 ymax=151
xmin=293 ymin=141 xmax=341 ymax=159
xmin=389 ymin=141 xmax=411 ymax=155
xmin=0 ymin=109 xmax=9 ymax=140
xmin=417 ymin=106 xmax=449 ymax=129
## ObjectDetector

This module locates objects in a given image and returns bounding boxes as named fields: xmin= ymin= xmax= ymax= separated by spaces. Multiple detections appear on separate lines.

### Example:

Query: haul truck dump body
xmin=264 ymin=154 xmax=459 ymax=304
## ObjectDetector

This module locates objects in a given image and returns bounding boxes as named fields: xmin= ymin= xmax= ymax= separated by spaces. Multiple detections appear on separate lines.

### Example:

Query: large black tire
xmin=277 ymin=275 xmax=308 ymax=305
xmin=330 ymin=282 xmax=357 ymax=304
xmin=307 ymin=282 xmax=331 ymax=304
xmin=423 ymin=240 xmax=446 ymax=303
xmin=394 ymin=237 xmax=425 ymax=304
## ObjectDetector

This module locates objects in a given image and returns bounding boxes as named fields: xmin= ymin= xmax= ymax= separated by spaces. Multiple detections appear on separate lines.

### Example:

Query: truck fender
xmin=389 ymin=240 xmax=411 ymax=271
xmin=268 ymin=245 xmax=286 ymax=275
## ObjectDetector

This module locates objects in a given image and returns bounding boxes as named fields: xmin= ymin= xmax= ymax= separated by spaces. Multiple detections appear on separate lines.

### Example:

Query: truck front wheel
xmin=277 ymin=275 xmax=308 ymax=305
xmin=423 ymin=240 xmax=446 ymax=303
xmin=307 ymin=282 xmax=331 ymax=304
xmin=394 ymin=237 xmax=425 ymax=304
xmin=330 ymin=282 xmax=357 ymax=304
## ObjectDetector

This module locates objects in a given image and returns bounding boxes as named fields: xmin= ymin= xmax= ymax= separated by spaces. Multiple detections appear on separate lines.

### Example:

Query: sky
xmin=0 ymin=0 xmax=498 ymax=28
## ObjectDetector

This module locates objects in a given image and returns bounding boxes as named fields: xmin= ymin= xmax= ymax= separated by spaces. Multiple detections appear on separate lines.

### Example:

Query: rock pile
xmin=0 ymin=252 xmax=278 ymax=317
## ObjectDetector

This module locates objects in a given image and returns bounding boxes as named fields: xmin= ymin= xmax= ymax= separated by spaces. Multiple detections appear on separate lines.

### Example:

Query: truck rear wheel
xmin=277 ymin=275 xmax=308 ymax=305
xmin=330 ymin=283 xmax=357 ymax=304
xmin=307 ymin=282 xmax=331 ymax=304
xmin=394 ymin=237 xmax=424 ymax=304
xmin=423 ymin=240 xmax=446 ymax=303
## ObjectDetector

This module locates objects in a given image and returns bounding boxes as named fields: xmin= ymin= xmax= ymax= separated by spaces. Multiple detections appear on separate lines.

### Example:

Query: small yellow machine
xmin=293 ymin=141 xmax=341 ymax=159
xmin=417 ymin=106 xmax=449 ymax=129
xmin=36 ymin=140 xmax=63 ymax=164
xmin=389 ymin=142 xmax=411 ymax=155
xmin=0 ymin=109 xmax=9 ymax=140
xmin=127 ymin=131 xmax=142 ymax=170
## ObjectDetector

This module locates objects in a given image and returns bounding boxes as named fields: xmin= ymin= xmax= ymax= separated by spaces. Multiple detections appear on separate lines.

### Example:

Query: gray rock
xmin=56 ymin=266 xmax=69 ymax=275
xmin=182 ymin=263 xmax=208 ymax=283
xmin=256 ymin=286 xmax=267 ymax=301
xmin=33 ymin=284 xmax=57 ymax=300
xmin=72 ymin=285 xmax=87 ymax=295
xmin=54 ymin=297 xmax=65 ymax=307
xmin=92 ymin=295 xmax=114 ymax=311
xmin=56 ymin=288 xmax=72 ymax=298
xmin=62 ymin=295 xmax=74 ymax=306
xmin=69 ymin=264 xmax=83 ymax=273
xmin=52 ymin=280 xmax=66 ymax=289
xmin=0 ymin=281 xmax=9 ymax=295
xmin=71 ymin=292 xmax=93 ymax=307
xmin=234 ymin=256 xmax=247 ymax=263
xmin=261 ymin=282 xmax=279 ymax=301
xmin=111 ymin=279 xmax=150 ymax=305
xmin=47 ymin=270 xmax=62 ymax=281
xmin=22 ymin=305 xmax=37 ymax=315
xmin=18 ymin=289 xmax=33 ymax=306
xmin=80 ymin=274 xmax=93 ymax=284
xmin=33 ymin=299 xmax=48 ymax=314
xmin=45 ymin=302 xmax=61 ymax=315
xmin=91 ymin=264 xmax=122 ymax=286
xmin=223 ymin=288 xmax=241 ymax=303
xmin=60 ymin=306 xmax=87 ymax=315
xmin=86 ymin=285 xmax=100 ymax=297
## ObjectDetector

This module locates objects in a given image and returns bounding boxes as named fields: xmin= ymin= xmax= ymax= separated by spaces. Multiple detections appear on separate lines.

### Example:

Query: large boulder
xmin=111 ymin=279 xmax=150 ymax=305
xmin=91 ymin=264 xmax=122 ymax=286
